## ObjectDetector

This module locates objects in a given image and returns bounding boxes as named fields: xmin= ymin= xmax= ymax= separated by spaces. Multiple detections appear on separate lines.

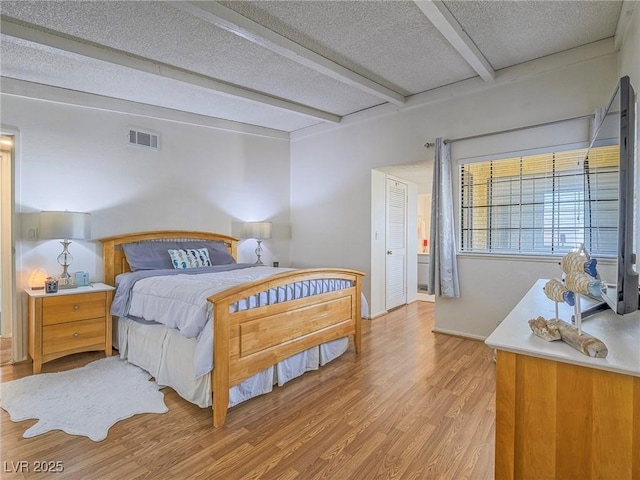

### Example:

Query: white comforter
xmin=128 ymin=266 xmax=291 ymax=339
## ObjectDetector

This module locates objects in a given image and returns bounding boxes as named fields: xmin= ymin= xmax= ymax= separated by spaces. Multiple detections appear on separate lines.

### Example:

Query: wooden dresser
xmin=26 ymin=283 xmax=115 ymax=374
xmin=486 ymin=280 xmax=640 ymax=479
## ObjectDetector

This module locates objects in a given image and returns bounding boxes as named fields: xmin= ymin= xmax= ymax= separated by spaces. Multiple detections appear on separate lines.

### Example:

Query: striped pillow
xmin=168 ymin=248 xmax=212 ymax=269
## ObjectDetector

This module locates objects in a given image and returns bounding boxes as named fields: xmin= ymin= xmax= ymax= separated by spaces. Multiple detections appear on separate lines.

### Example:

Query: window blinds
xmin=460 ymin=145 xmax=618 ymax=256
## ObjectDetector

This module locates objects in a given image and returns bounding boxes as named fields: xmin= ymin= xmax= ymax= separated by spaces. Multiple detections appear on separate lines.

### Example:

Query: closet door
xmin=385 ymin=178 xmax=407 ymax=310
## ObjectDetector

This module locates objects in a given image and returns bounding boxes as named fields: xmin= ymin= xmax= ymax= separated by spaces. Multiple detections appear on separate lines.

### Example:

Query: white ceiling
xmin=0 ymin=1 xmax=629 ymax=136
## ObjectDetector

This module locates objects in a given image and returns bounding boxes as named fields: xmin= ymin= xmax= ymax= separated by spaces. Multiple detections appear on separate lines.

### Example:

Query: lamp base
xmin=254 ymin=240 xmax=265 ymax=265
xmin=57 ymin=240 xmax=77 ymax=288
xmin=57 ymin=276 xmax=77 ymax=289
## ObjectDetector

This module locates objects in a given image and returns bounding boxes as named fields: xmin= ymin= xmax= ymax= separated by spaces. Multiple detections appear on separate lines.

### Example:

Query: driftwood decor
xmin=528 ymin=316 xmax=561 ymax=341
xmin=528 ymin=316 xmax=608 ymax=358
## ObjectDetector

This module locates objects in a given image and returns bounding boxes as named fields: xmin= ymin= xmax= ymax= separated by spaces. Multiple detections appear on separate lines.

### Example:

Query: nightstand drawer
xmin=42 ymin=318 xmax=106 ymax=356
xmin=43 ymin=292 xmax=106 ymax=325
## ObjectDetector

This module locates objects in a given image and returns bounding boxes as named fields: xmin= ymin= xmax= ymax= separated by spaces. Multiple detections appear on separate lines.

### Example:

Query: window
xmin=460 ymin=145 xmax=618 ymax=256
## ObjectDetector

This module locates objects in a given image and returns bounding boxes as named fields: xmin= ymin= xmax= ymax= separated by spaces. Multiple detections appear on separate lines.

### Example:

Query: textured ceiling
xmin=220 ymin=0 xmax=477 ymax=95
xmin=445 ymin=1 xmax=622 ymax=70
xmin=0 ymin=1 xmax=626 ymax=135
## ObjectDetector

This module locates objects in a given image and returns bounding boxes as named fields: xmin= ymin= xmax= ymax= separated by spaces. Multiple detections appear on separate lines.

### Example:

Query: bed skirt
xmin=115 ymin=316 xmax=348 ymax=408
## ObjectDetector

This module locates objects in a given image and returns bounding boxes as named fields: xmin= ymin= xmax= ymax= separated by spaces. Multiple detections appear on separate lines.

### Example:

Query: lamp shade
xmin=39 ymin=211 xmax=91 ymax=240
xmin=241 ymin=222 xmax=272 ymax=240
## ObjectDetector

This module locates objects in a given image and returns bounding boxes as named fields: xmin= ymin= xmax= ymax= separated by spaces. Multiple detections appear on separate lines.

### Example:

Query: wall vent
xmin=127 ymin=127 xmax=160 ymax=150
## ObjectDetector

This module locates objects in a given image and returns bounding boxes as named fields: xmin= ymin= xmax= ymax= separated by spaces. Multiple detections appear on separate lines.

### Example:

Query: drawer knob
xmin=73 ymin=305 xmax=80 ymax=310
xmin=73 ymin=332 xmax=79 ymax=338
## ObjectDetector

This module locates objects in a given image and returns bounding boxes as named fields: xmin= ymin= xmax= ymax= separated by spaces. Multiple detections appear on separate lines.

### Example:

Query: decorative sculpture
xmin=534 ymin=244 xmax=608 ymax=358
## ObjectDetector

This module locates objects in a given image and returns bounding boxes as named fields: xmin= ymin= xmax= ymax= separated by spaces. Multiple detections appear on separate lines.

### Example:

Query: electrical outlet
xmin=27 ymin=227 xmax=37 ymax=240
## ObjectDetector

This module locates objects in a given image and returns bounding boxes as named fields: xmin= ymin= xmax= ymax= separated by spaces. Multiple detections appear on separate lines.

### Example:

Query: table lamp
xmin=241 ymin=222 xmax=272 ymax=265
xmin=39 ymin=211 xmax=91 ymax=288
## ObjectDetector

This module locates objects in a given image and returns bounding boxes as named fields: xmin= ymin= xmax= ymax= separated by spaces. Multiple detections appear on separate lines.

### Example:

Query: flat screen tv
xmin=590 ymin=76 xmax=638 ymax=315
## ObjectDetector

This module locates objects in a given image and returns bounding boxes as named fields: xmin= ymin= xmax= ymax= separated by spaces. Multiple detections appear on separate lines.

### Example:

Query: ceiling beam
xmin=1 ymin=77 xmax=290 ymax=140
xmin=0 ymin=18 xmax=341 ymax=124
xmin=413 ymin=0 xmax=495 ymax=81
xmin=168 ymin=1 xmax=406 ymax=107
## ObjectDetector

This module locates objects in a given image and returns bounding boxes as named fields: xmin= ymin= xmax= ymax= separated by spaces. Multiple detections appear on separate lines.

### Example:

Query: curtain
xmin=427 ymin=137 xmax=460 ymax=298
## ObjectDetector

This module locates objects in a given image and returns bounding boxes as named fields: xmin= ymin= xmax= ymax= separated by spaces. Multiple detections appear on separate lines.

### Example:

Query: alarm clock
xmin=45 ymin=277 xmax=58 ymax=294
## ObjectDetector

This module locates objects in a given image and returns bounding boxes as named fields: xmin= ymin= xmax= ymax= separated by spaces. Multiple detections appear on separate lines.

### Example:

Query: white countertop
xmin=485 ymin=279 xmax=640 ymax=377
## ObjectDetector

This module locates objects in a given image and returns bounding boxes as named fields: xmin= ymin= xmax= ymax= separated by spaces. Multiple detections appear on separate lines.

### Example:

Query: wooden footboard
xmin=207 ymin=268 xmax=363 ymax=427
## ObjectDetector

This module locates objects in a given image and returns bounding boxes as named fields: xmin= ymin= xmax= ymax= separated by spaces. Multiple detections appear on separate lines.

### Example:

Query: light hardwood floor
xmin=0 ymin=301 xmax=496 ymax=479
xmin=0 ymin=336 xmax=11 ymax=366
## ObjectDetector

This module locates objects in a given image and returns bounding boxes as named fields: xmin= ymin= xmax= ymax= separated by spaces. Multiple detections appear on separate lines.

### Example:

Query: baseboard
xmin=431 ymin=327 xmax=487 ymax=342
xmin=367 ymin=310 xmax=388 ymax=320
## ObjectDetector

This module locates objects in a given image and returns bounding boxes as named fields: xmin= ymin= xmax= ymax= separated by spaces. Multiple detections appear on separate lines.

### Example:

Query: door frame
xmin=1 ymin=125 xmax=20 ymax=362
xmin=384 ymin=176 xmax=408 ymax=311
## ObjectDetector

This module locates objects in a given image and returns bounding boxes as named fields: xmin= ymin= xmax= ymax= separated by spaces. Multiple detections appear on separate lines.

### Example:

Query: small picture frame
xmin=75 ymin=271 xmax=90 ymax=287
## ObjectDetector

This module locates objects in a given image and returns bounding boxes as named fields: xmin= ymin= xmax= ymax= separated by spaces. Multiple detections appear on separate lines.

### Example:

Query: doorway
xmin=371 ymin=162 xmax=433 ymax=317
xmin=417 ymin=193 xmax=435 ymax=302
xmin=370 ymin=170 xmax=417 ymax=318
xmin=1 ymin=132 xmax=16 ymax=364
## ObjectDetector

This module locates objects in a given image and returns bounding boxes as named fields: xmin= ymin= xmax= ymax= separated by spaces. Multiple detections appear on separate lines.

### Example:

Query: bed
xmin=100 ymin=230 xmax=363 ymax=427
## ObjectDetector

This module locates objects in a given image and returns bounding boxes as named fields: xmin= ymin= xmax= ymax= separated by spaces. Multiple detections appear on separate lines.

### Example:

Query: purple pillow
xmin=122 ymin=240 xmax=235 ymax=271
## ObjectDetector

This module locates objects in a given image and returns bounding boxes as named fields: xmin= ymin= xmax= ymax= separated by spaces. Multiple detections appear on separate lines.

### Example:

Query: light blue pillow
xmin=168 ymin=248 xmax=212 ymax=269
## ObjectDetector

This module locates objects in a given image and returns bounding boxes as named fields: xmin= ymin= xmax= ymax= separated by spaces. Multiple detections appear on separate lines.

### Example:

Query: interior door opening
xmin=370 ymin=169 xmax=418 ymax=318
xmin=1 ymin=133 xmax=16 ymax=364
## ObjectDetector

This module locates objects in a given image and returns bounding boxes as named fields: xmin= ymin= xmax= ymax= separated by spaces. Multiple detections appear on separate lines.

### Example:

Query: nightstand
xmin=26 ymin=283 xmax=115 ymax=374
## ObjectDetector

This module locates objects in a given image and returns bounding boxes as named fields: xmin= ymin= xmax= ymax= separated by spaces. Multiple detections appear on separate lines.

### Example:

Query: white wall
xmin=370 ymin=169 xmax=386 ymax=316
xmin=3 ymin=95 xmax=290 ymax=355
xmin=290 ymin=52 xmax=619 ymax=338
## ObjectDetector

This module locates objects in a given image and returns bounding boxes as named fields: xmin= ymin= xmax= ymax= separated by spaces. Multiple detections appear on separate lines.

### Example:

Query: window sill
xmin=456 ymin=252 xmax=615 ymax=265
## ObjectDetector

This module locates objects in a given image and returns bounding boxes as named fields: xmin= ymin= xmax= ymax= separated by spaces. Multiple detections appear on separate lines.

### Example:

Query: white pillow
xmin=168 ymin=248 xmax=212 ymax=269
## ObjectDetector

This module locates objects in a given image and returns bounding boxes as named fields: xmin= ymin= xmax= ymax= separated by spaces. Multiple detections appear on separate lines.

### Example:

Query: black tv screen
xmin=591 ymin=76 xmax=638 ymax=315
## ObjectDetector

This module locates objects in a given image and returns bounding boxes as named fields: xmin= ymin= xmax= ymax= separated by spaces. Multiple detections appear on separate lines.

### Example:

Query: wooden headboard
xmin=99 ymin=230 xmax=239 ymax=286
